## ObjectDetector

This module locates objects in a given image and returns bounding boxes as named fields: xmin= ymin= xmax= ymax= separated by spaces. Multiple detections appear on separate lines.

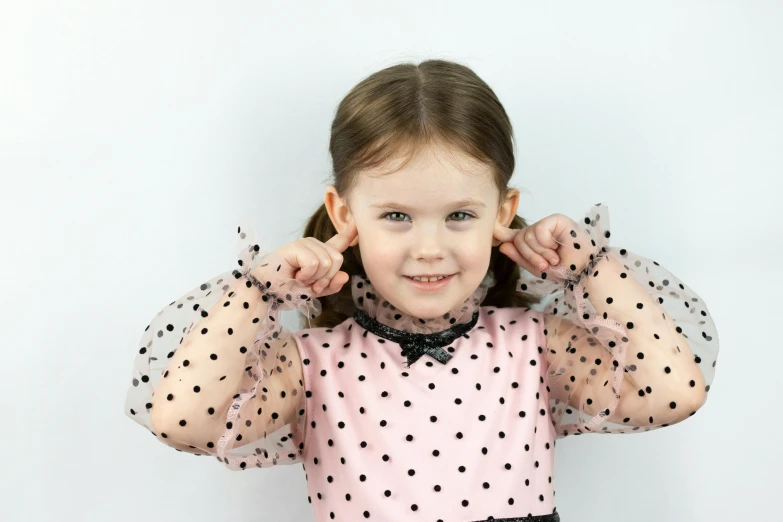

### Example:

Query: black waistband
xmin=471 ymin=512 xmax=560 ymax=522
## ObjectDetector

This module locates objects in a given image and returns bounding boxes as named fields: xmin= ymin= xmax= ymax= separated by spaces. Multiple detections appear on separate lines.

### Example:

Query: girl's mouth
xmin=404 ymin=273 xmax=456 ymax=291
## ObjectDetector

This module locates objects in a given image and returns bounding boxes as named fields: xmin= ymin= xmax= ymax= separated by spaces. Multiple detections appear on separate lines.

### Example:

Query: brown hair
xmin=300 ymin=59 xmax=541 ymax=329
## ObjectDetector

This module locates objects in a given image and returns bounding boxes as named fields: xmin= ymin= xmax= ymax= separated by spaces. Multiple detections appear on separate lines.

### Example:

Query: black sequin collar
xmin=352 ymin=308 xmax=480 ymax=368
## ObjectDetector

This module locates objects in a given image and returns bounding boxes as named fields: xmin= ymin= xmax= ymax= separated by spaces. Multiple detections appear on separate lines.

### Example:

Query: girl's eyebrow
xmin=369 ymin=198 xmax=486 ymax=210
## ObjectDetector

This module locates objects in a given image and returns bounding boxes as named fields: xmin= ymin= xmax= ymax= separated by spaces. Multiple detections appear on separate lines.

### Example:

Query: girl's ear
xmin=492 ymin=189 xmax=520 ymax=247
xmin=498 ymin=188 xmax=520 ymax=226
xmin=324 ymin=185 xmax=359 ymax=246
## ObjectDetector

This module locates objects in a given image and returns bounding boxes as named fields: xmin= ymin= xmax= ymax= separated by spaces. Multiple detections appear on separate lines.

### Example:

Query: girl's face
xmin=325 ymin=143 xmax=520 ymax=320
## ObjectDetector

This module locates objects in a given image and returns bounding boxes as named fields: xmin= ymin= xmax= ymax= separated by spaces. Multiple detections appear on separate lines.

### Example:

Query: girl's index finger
xmin=492 ymin=221 xmax=518 ymax=244
xmin=325 ymin=221 xmax=358 ymax=253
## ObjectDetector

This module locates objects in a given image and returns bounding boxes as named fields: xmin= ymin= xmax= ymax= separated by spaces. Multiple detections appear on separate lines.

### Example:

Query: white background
xmin=1 ymin=1 xmax=778 ymax=521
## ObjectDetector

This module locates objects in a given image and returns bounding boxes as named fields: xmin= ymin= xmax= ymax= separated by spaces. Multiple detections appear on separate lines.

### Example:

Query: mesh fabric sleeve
xmin=124 ymin=223 xmax=322 ymax=470
xmin=518 ymin=203 xmax=719 ymax=438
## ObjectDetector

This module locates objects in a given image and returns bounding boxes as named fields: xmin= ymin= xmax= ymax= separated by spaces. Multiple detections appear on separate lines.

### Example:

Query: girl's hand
xmin=254 ymin=221 xmax=359 ymax=298
xmin=493 ymin=213 xmax=579 ymax=276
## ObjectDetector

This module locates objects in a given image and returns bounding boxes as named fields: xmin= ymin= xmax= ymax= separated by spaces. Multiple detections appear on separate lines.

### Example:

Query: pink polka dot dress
xmin=125 ymin=203 xmax=719 ymax=521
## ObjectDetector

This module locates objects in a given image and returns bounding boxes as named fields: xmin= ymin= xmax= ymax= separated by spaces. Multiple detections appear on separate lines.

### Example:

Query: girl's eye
xmin=381 ymin=211 xmax=476 ymax=222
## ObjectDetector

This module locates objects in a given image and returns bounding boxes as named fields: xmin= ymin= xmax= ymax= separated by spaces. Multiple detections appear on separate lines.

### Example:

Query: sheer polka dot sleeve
xmin=124 ymin=223 xmax=322 ymax=470
xmin=516 ymin=204 xmax=719 ymax=438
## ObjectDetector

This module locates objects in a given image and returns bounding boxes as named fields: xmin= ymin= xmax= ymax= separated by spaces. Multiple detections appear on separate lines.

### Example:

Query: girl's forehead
xmin=353 ymin=167 xmax=496 ymax=207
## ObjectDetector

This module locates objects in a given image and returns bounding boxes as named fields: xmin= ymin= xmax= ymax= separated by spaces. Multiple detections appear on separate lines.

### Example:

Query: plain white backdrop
xmin=1 ymin=1 xmax=779 ymax=521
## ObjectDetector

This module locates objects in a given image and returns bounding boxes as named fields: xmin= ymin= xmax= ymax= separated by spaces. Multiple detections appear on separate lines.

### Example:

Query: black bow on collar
xmin=352 ymin=309 xmax=480 ymax=368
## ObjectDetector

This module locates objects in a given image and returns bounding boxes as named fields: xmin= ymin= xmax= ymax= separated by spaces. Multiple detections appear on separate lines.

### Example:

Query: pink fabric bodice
xmin=291 ymin=274 xmax=559 ymax=521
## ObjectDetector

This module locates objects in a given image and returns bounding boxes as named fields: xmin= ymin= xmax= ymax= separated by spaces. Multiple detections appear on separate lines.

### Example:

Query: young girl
xmin=125 ymin=60 xmax=719 ymax=522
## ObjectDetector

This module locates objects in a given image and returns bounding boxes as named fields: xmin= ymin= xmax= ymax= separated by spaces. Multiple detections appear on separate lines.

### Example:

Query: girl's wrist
xmin=552 ymin=225 xmax=601 ymax=276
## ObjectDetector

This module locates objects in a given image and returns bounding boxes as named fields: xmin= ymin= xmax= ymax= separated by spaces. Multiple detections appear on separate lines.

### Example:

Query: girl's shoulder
xmin=476 ymin=306 xmax=545 ymax=340
xmin=479 ymin=304 xmax=543 ymax=322
xmin=292 ymin=312 xmax=355 ymax=340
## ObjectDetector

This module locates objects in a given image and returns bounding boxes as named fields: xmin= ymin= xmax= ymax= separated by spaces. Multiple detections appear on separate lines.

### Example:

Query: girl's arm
xmin=517 ymin=204 xmax=719 ymax=438
xmin=124 ymin=225 xmax=320 ymax=470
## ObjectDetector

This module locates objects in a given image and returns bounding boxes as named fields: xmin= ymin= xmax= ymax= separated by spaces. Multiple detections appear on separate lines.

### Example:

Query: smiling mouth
xmin=403 ymin=273 xmax=457 ymax=289
xmin=406 ymin=274 xmax=452 ymax=282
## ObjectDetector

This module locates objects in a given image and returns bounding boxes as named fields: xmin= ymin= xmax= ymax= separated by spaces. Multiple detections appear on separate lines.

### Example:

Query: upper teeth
xmin=411 ymin=275 xmax=447 ymax=282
